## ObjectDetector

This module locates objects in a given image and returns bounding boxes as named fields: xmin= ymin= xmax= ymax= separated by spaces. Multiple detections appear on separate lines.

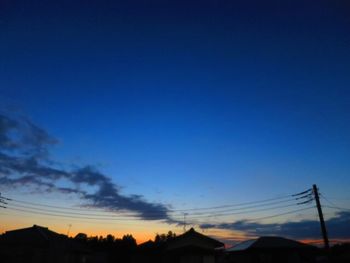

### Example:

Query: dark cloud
xmin=71 ymin=166 xmax=171 ymax=221
xmin=200 ymin=211 xmax=350 ymax=240
xmin=0 ymin=114 xmax=175 ymax=222
xmin=0 ymin=114 xmax=18 ymax=149
xmin=21 ymin=119 xmax=58 ymax=157
xmin=0 ymin=114 xmax=56 ymax=157
xmin=0 ymin=153 xmax=69 ymax=180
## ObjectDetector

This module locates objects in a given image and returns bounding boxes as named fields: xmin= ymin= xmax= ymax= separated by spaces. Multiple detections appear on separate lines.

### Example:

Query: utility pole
xmin=313 ymin=184 xmax=330 ymax=249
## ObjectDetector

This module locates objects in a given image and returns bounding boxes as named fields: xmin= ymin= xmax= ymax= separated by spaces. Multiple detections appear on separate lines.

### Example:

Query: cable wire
xmin=7 ymin=207 xmax=165 ymax=221
xmin=6 ymin=200 xmax=305 ymax=220
xmin=1 ymin=190 xmax=315 ymax=222
xmin=7 ymin=193 xmax=295 ymax=214
xmin=320 ymin=194 xmax=350 ymax=211
xmin=244 ymin=206 xmax=315 ymax=221
xmin=8 ymin=197 xmax=299 ymax=217
xmin=183 ymin=203 xmax=307 ymax=219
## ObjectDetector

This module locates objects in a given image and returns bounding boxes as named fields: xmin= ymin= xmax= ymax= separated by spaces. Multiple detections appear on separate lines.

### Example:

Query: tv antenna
xmin=183 ymin=213 xmax=188 ymax=232
xmin=67 ymin=224 xmax=72 ymax=237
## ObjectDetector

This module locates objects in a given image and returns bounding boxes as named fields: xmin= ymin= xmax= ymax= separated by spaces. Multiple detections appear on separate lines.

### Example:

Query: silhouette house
xmin=0 ymin=225 xmax=87 ymax=263
xmin=225 ymin=236 xmax=317 ymax=263
xmin=164 ymin=227 xmax=224 ymax=263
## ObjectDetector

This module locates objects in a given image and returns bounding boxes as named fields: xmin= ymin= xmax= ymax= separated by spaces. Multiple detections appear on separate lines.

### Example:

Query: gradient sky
xmin=1 ymin=0 xmax=350 ymax=244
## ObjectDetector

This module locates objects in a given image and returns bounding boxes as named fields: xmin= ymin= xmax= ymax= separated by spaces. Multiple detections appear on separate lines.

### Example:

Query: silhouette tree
xmin=154 ymin=231 xmax=176 ymax=243
xmin=166 ymin=230 xmax=176 ymax=241
xmin=74 ymin=233 xmax=88 ymax=242
xmin=122 ymin=234 xmax=137 ymax=247
xmin=106 ymin=234 xmax=115 ymax=243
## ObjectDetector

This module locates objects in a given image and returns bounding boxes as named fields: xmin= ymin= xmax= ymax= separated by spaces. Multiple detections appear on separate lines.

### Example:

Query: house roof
xmin=227 ymin=236 xmax=314 ymax=252
xmin=138 ymin=240 xmax=156 ymax=249
xmin=1 ymin=225 xmax=67 ymax=245
xmin=167 ymin=228 xmax=224 ymax=251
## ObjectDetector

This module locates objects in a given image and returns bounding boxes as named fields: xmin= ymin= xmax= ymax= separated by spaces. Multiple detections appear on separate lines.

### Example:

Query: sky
xmin=0 ymin=0 xmax=350 ymax=245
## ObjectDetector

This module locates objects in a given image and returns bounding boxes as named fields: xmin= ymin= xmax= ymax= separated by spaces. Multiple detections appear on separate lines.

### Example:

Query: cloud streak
xmin=0 ymin=113 xmax=174 ymax=222
xmin=200 ymin=211 xmax=350 ymax=240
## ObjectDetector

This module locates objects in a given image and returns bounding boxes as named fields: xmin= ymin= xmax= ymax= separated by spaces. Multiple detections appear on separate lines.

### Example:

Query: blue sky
xmin=1 ymin=0 xmax=350 ymax=243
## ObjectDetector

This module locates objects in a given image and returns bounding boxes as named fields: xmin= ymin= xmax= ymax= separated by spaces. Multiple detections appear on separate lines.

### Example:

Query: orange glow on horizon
xmin=2 ymin=213 xmax=349 ymax=246
xmin=301 ymin=238 xmax=350 ymax=246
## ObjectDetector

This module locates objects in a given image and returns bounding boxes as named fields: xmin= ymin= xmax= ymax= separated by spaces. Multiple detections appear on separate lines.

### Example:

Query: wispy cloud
xmin=0 ymin=113 xmax=175 ymax=222
xmin=200 ymin=211 xmax=350 ymax=240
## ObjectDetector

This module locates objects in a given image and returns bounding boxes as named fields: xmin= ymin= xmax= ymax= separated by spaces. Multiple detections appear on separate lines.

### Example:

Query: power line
xmin=292 ymin=188 xmax=312 ymax=197
xmin=6 ymin=207 xmax=163 ymax=221
xmin=4 ymin=194 xmax=298 ymax=217
xmin=8 ymin=196 xmax=299 ymax=217
xmin=323 ymin=205 xmax=350 ymax=212
xmin=6 ymin=193 xmax=296 ymax=215
xmin=237 ymin=206 xmax=315 ymax=222
xmin=171 ymin=194 xmax=295 ymax=211
xmin=195 ymin=206 xmax=315 ymax=228
xmin=8 ymin=203 xmax=141 ymax=218
xmin=182 ymin=198 xmax=299 ymax=215
xmin=184 ymin=203 xmax=307 ymax=219
xmin=9 ymin=198 xmax=118 ymax=212
xmin=4 ymin=204 xmax=316 ymax=229
xmin=322 ymin=197 xmax=350 ymax=201
xmin=2 ymin=199 xmax=300 ymax=219
xmin=320 ymin=194 xmax=350 ymax=211
xmin=0 ymin=192 xmax=7 ymax=208
xmin=5 ymin=200 xmax=305 ymax=220
xmin=0 ymin=210 xmax=157 ymax=227
xmin=0 ymin=189 xmax=314 ymax=222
